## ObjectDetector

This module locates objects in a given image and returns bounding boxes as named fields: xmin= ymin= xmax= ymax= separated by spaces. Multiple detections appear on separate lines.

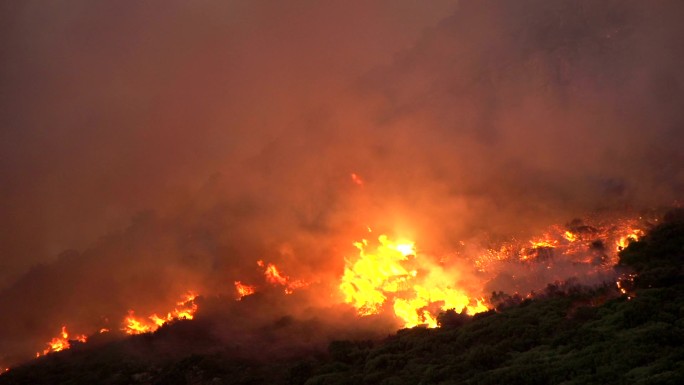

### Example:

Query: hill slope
xmin=1 ymin=211 xmax=683 ymax=385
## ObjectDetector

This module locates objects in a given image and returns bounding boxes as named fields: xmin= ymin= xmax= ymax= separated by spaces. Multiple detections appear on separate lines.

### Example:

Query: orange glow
xmin=234 ymin=281 xmax=256 ymax=298
xmin=350 ymin=173 xmax=364 ymax=186
xmin=340 ymin=235 xmax=487 ymax=328
xmin=122 ymin=292 xmax=198 ymax=335
xmin=36 ymin=326 xmax=87 ymax=357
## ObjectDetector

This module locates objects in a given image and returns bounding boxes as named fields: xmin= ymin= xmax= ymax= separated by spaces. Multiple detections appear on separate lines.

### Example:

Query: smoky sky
xmin=0 ymin=0 xmax=456 ymax=286
xmin=1 ymin=0 xmax=683 ymax=367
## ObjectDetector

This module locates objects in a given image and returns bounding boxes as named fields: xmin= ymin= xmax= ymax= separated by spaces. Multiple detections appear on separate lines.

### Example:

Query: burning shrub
xmin=618 ymin=209 xmax=684 ymax=289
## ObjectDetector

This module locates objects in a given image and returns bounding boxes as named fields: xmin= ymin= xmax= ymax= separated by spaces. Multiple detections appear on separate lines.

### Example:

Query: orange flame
xmin=617 ymin=229 xmax=644 ymax=251
xmin=475 ymin=217 xmax=647 ymax=269
xmin=258 ymin=260 xmax=288 ymax=286
xmin=36 ymin=326 xmax=87 ymax=357
xmin=340 ymin=235 xmax=487 ymax=328
xmin=563 ymin=231 xmax=577 ymax=242
xmin=257 ymin=260 xmax=308 ymax=294
xmin=122 ymin=292 xmax=198 ymax=335
xmin=234 ymin=281 xmax=256 ymax=298
xmin=122 ymin=311 xmax=154 ymax=335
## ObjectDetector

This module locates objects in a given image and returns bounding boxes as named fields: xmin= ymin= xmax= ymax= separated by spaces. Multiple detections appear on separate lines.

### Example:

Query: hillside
xmin=1 ymin=210 xmax=682 ymax=385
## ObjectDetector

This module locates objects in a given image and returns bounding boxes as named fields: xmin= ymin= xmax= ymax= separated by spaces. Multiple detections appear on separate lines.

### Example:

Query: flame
xmin=122 ymin=311 xmax=154 ymax=335
xmin=475 ymin=217 xmax=647 ymax=269
xmin=338 ymin=216 xmax=647 ymax=327
xmin=259 ymin=260 xmax=288 ymax=285
xmin=122 ymin=292 xmax=198 ymax=335
xmin=234 ymin=281 xmax=256 ymax=298
xmin=563 ymin=230 xmax=577 ymax=242
xmin=616 ymin=273 xmax=637 ymax=300
xmin=36 ymin=326 xmax=87 ymax=357
xmin=617 ymin=229 xmax=644 ymax=251
xmin=529 ymin=237 xmax=558 ymax=249
xmin=340 ymin=235 xmax=487 ymax=328
xmin=19 ymin=213 xmax=652 ymax=368
xmin=257 ymin=260 xmax=308 ymax=294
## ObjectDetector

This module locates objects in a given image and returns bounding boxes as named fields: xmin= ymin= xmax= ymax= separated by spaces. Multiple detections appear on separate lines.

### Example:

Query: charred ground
xmin=1 ymin=210 xmax=682 ymax=385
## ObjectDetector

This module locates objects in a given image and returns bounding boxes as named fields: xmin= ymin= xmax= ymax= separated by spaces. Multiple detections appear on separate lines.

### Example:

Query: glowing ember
xmin=122 ymin=292 xmax=198 ymax=335
xmin=350 ymin=173 xmax=364 ymax=186
xmin=234 ymin=281 xmax=256 ymax=298
xmin=616 ymin=273 xmax=637 ymax=300
xmin=340 ymin=235 xmax=487 ymax=328
xmin=36 ymin=326 xmax=86 ymax=357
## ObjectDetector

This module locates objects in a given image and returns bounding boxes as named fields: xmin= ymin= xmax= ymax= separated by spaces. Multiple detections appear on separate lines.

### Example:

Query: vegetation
xmin=1 ymin=210 xmax=682 ymax=385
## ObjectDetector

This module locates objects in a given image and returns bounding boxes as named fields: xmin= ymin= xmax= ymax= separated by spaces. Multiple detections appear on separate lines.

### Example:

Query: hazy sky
xmin=0 ymin=0 xmax=457 ymax=286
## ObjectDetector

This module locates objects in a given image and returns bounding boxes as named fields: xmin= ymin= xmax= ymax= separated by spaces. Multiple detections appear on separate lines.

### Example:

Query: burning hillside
xmin=1 ymin=0 xmax=684 ymax=379
xmin=2 ymin=209 xmax=656 ymax=371
xmin=2 ymin=209 xmax=681 ymax=385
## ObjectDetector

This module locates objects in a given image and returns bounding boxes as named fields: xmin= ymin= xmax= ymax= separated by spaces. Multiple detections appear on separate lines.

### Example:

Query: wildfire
xmin=36 ymin=326 xmax=86 ymax=358
xmin=17 ymin=212 xmax=654 ymax=370
xmin=617 ymin=229 xmax=644 ymax=251
xmin=529 ymin=237 xmax=558 ymax=249
xmin=475 ymin=217 xmax=648 ymax=270
xmin=616 ymin=273 xmax=637 ymax=300
xmin=122 ymin=311 xmax=154 ymax=335
xmin=122 ymin=292 xmax=198 ymax=335
xmin=563 ymin=230 xmax=577 ymax=242
xmin=257 ymin=260 xmax=308 ymax=294
xmin=234 ymin=281 xmax=256 ymax=298
xmin=340 ymin=235 xmax=487 ymax=328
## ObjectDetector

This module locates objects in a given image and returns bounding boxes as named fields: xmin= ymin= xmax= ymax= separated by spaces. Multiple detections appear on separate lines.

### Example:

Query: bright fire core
xmin=340 ymin=235 xmax=487 ymax=328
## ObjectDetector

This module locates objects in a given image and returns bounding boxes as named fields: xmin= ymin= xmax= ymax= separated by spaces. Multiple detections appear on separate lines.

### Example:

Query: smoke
xmin=1 ymin=0 xmax=683 ymax=367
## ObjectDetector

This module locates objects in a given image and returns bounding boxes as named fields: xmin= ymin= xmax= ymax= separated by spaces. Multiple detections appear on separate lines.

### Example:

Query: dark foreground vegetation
xmin=2 ymin=210 xmax=683 ymax=385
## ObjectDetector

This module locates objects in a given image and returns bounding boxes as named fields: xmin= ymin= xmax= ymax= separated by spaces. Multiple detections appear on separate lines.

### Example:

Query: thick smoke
xmin=1 ymin=0 xmax=683 ymax=367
